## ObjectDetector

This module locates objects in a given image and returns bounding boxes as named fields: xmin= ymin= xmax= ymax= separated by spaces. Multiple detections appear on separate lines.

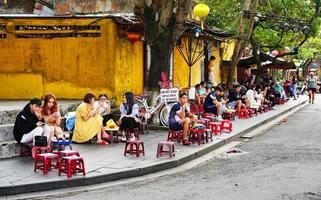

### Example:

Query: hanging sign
xmin=160 ymin=88 xmax=179 ymax=103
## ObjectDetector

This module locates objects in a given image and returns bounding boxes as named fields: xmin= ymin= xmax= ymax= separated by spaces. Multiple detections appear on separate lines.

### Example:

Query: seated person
xmin=226 ymin=84 xmax=246 ymax=113
xmin=72 ymin=93 xmax=110 ymax=145
xmin=93 ymin=93 xmax=114 ymax=126
xmin=119 ymin=92 xmax=141 ymax=140
xmin=275 ymin=81 xmax=287 ymax=100
xmin=203 ymin=86 xmax=224 ymax=121
xmin=168 ymin=92 xmax=193 ymax=146
xmin=194 ymin=84 xmax=204 ymax=104
xmin=13 ymin=98 xmax=50 ymax=145
xmin=41 ymin=94 xmax=66 ymax=144
xmin=245 ymin=85 xmax=261 ymax=109
xmin=196 ymin=81 xmax=207 ymax=104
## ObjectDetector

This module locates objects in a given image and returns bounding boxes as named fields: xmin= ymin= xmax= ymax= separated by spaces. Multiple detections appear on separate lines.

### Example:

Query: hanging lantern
xmin=127 ymin=32 xmax=140 ymax=42
xmin=193 ymin=4 xmax=210 ymax=30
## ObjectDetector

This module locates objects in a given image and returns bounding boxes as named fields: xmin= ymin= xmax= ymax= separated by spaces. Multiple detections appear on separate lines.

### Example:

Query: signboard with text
xmin=160 ymin=88 xmax=179 ymax=103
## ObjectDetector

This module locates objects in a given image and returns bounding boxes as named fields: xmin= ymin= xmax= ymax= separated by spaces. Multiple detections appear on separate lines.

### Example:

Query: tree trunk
xmin=226 ymin=0 xmax=259 ymax=89
xmin=136 ymin=0 xmax=192 ymax=91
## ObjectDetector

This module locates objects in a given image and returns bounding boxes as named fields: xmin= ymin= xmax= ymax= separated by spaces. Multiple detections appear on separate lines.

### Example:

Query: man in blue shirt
xmin=168 ymin=92 xmax=194 ymax=145
xmin=203 ymin=86 xmax=224 ymax=121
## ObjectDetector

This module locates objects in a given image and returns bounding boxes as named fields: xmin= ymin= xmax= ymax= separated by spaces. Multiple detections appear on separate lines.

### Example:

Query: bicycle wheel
xmin=159 ymin=103 xmax=174 ymax=127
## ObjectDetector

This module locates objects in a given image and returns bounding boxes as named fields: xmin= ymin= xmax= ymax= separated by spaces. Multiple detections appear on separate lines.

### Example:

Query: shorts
xmin=169 ymin=122 xmax=183 ymax=131
xmin=204 ymin=106 xmax=217 ymax=114
xmin=308 ymin=88 xmax=316 ymax=93
xmin=226 ymin=101 xmax=238 ymax=108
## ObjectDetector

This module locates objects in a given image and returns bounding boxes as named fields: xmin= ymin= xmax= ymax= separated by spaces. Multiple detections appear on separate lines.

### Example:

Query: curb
xmin=0 ymin=100 xmax=308 ymax=196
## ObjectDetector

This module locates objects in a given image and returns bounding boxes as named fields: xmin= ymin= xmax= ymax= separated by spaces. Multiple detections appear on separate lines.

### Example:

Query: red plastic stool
xmin=167 ymin=130 xmax=183 ymax=143
xmin=57 ymin=150 xmax=80 ymax=163
xmin=189 ymin=129 xmax=207 ymax=145
xmin=124 ymin=140 xmax=145 ymax=157
xmin=198 ymin=118 xmax=210 ymax=129
xmin=58 ymin=155 xmax=86 ymax=178
xmin=34 ymin=153 xmax=58 ymax=175
xmin=209 ymin=122 xmax=222 ymax=135
xmin=203 ymin=113 xmax=216 ymax=122
xmin=125 ymin=128 xmax=140 ymax=140
xmin=33 ymin=146 xmax=52 ymax=159
xmin=238 ymin=109 xmax=250 ymax=119
xmin=156 ymin=141 xmax=175 ymax=158
xmin=221 ymin=120 xmax=233 ymax=133
xmin=248 ymin=108 xmax=258 ymax=117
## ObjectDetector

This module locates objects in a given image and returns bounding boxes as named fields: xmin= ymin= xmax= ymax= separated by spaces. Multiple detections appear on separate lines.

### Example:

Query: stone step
xmin=0 ymin=102 xmax=80 ymax=125
xmin=0 ymin=124 xmax=14 ymax=141
xmin=0 ymin=140 xmax=20 ymax=159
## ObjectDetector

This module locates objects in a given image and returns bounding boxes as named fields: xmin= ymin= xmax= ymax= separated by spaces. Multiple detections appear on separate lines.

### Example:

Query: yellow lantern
xmin=193 ymin=3 xmax=210 ymax=30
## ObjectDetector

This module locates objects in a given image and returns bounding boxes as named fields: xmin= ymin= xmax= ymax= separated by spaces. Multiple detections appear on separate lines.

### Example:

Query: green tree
xmin=202 ymin=0 xmax=321 ymax=84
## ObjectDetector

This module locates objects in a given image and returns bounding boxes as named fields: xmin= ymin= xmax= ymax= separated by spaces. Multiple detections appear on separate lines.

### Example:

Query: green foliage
xmin=201 ymin=0 xmax=321 ymax=56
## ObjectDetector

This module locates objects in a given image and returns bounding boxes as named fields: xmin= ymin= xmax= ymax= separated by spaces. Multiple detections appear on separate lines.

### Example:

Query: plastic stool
xmin=125 ymin=128 xmax=140 ymax=140
xmin=34 ymin=153 xmax=58 ymax=175
xmin=221 ymin=120 xmax=233 ymax=133
xmin=167 ymin=130 xmax=183 ymax=143
xmin=59 ymin=155 xmax=86 ymax=178
xmin=189 ymin=129 xmax=207 ymax=145
xmin=124 ymin=140 xmax=145 ymax=157
xmin=156 ymin=141 xmax=175 ymax=158
xmin=209 ymin=122 xmax=222 ymax=135
xmin=238 ymin=109 xmax=250 ymax=119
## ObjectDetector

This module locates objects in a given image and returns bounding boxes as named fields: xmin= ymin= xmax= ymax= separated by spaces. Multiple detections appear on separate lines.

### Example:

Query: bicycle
xmin=135 ymin=91 xmax=176 ymax=127
xmin=135 ymin=91 xmax=201 ymax=127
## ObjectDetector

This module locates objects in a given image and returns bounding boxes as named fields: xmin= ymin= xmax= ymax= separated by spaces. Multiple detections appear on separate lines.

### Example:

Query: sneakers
xmin=183 ymin=139 xmax=191 ymax=146
xmin=215 ymin=115 xmax=223 ymax=122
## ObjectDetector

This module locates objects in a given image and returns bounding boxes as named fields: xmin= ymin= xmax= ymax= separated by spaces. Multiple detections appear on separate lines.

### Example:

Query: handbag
xmin=34 ymin=129 xmax=47 ymax=147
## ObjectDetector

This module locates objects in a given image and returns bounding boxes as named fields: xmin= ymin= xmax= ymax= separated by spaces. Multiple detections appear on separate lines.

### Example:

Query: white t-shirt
xmin=93 ymin=101 xmax=110 ymax=116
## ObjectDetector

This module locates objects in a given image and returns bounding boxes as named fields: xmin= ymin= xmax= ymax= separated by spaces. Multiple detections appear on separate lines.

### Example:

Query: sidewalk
xmin=0 ymin=97 xmax=308 ymax=196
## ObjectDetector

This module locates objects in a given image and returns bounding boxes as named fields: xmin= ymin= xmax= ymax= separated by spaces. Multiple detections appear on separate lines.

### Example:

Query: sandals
xmin=97 ymin=140 xmax=108 ymax=145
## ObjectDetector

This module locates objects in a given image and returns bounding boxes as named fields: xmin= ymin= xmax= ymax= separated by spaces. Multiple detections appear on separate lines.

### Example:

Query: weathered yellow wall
xmin=173 ymin=38 xmax=203 ymax=88
xmin=0 ymin=18 xmax=144 ymax=103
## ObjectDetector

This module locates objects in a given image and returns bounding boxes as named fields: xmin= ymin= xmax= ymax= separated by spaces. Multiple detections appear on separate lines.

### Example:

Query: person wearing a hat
xmin=13 ymin=98 xmax=50 ymax=145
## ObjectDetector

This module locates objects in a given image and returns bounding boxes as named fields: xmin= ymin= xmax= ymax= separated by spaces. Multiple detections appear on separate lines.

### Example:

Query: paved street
xmin=37 ymin=96 xmax=321 ymax=200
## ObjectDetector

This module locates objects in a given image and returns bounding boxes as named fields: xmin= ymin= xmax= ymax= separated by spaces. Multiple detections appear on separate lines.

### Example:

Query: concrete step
xmin=0 ymin=101 xmax=80 ymax=125
xmin=0 ymin=140 xmax=20 ymax=159
xmin=0 ymin=124 xmax=14 ymax=141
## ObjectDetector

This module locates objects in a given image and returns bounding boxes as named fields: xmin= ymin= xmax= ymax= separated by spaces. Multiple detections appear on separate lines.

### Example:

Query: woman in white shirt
xmin=119 ymin=92 xmax=140 ymax=132
xmin=246 ymin=85 xmax=261 ymax=109
xmin=93 ymin=94 xmax=114 ymax=126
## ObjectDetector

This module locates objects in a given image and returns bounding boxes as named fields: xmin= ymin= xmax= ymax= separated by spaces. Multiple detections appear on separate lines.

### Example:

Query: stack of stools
xmin=124 ymin=140 xmax=145 ymax=157
xmin=58 ymin=150 xmax=85 ymax=178
xmin=238 ymin=109 xmax=250 ymax=119
xmin=221 ymin=120 xmax=233 ymax=133
xmin=167 ymin=130 xmax=183 ymax=143
xmin=156 ymin=141 xmax=175 ymax=158
xmin=209 ymin=122 xmax=222 ymax=135
xmin=189 ymin=128 xmax=207 ymax=145
xmin=34 ymin=152 xmax=58 ymax=175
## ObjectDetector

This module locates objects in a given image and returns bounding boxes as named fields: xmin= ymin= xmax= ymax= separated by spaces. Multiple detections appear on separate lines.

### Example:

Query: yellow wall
xmin=173 ymin=38 xmax=203 ymax=88
xmin=0 ymin=18 xmax=144 ymax=104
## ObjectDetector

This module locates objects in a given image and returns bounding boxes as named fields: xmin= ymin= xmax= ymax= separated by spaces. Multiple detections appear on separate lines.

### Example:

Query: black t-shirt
xmin=227 ymin=89 xmax=242 ymax=103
